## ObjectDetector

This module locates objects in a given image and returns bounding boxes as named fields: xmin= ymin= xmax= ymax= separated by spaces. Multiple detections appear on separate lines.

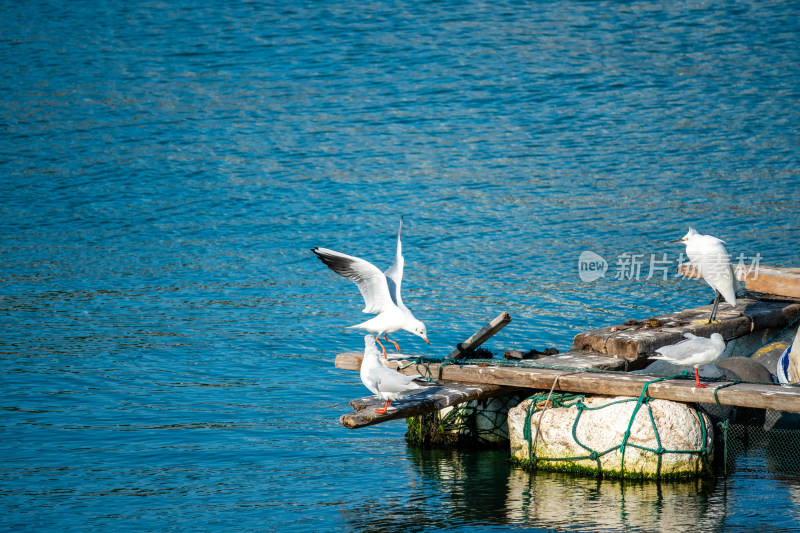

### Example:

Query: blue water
xmin=3 ymin=0 xmax=800 ymax=530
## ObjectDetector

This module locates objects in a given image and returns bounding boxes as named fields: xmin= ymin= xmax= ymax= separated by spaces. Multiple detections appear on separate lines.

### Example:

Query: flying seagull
xmin=312 ymin=217 xmax=429 ymax=357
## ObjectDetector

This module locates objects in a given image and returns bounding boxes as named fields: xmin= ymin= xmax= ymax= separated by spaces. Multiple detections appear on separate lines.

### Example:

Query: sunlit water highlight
xmin=2 ymin=0 xmax=800 ymax=530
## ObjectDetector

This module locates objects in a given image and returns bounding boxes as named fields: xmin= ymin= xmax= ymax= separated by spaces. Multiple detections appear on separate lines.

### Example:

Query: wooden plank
xmin=745 ymin=266 xmax=800 ymax=299
xmin=335 ymin=352 xmax=800 ymax=413
xmin=337 ymin=349 xmax=626 ymax=375
xmin=448 ymin=311 xmax=512 ymax=359
xmin=530 ymin=350 xmax=628 ymax=371
xmin=678 ymin=263 xmax=800 ymax=299
xmin=340 ymin=380 xmax=512 ymax=429
xmin=572 ymin=299 xmax=800 ymax=363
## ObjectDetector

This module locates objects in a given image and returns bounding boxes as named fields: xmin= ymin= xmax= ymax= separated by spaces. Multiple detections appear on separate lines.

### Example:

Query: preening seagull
xmin=681 ymin=228 xmax=737 ymax=323
xmin=360 ymin=334 xmax=423 ymax=414
xmin=311 ymin=217 xmax=429 ymax=357
xmin=649 ymin=332 xmax=726 ymax=388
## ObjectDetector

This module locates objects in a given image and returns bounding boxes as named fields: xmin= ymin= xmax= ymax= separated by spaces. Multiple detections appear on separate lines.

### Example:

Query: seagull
xmin=649 ymin=332 xmax=726 ymax=388
xmin=360 ymin=334 xmax=423 ymax=414
xmin=311 ymin=217 xmax=429 ymax=358
xmin=680 ymin=228 xmax=737 ymax=323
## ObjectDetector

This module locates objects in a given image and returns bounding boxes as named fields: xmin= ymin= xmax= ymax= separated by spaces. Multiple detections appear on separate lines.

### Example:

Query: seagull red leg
xmin=375 ymin=399 xmax=391 ymax=414
xmin=695 ymin=367 xmax=708 ymax=388
xmin=384 ymin=333 xmax=401 ymax=354
xmin=375 ymin=335 xmax=388 ymax=358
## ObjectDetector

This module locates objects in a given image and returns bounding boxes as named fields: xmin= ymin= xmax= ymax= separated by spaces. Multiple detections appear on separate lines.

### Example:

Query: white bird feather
xmin=681 ymin=228 xmax=737 ymax=322
xmin=649 ymin=332 xmax=726 ymax=387
xmin=312 ymin=217 xmax=429 ymax=356
xmin=360 ymin=334 xmax=422 ymax=413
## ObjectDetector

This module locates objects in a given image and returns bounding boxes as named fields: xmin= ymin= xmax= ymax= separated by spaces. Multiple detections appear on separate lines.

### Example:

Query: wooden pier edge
xmin=340 ymin=381 xmax=514 ymax=429
xmin=573 ymin=299 xmax=800 ymax=363
xmin=335 ymin=352 xmax=800 ymax=414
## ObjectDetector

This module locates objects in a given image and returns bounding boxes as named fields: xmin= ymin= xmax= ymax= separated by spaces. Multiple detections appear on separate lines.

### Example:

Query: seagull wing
xmin=374 ymin=365 xmax=421 ymax=395
xmin=654 ymin=337 xmax=701 ymax=362
xmin=361 ymin=371 xmax=380 ymax=397
xmin=312 ymin=247 xmax=395 ymax=314
xmin=383 ymin=217 xmax=408 ymax=313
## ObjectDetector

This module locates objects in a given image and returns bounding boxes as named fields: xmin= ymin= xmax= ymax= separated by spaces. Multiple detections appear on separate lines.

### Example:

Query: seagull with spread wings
xmin=312 ymin=217 xmax=429 ymax=358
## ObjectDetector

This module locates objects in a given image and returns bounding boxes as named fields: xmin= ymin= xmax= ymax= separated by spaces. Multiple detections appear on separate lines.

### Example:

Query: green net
xmin=403 ymin=321 xmax=800 ymax=479
xmin=513 ymin=377 xmax=712 ymax=480
xmin=406 ymin=391 xmax=527 ymax=449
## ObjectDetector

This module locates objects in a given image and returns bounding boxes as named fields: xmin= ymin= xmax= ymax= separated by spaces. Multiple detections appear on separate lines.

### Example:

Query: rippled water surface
xmin=3 ymin=0 xmax=800 ymax=530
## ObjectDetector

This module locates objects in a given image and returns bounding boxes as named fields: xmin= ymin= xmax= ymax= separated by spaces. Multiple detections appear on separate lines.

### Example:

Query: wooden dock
xmin=574 ymin=298 xmax=800 ymax=365
xmin=334 ymin=276 xmax=800 ymax=429
xmin=336 ymin=351 xmax=800 ymax=419
xmin=340 ymin=380 xmax=515 ymax=429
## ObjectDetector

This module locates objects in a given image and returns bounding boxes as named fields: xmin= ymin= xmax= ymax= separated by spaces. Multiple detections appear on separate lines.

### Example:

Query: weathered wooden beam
xmin=448 ymin=311 xmax=512 ymax=359
xmin=678 ymin=263 xmax=800 ymax=299
xmin=340 ymin=380 xmax=512 ymax=429
xmin=527 ymin=350 xmax=628 ymax=371
xmin=336 ymin=349 xmax=626 ymax=376
xmin=335 ymin=352 xmax=800 ymax=413
xmin=573 ymin=299 xmax=800 ymax=363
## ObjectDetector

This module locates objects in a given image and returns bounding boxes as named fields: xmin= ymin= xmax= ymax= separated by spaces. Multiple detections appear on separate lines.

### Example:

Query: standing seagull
xmin=649 ymin=332 xmax=726 ymax=388
xmin=360 ymin=334 xmax=422 ymax=414
xmin=681 ymin=228 xmax=737 ymax=323
xmin=312 ymin=217 xmax=429 ymax=358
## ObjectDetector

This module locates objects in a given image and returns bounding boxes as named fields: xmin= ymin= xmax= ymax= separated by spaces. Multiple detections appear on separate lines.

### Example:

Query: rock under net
xmin=515 ymin=384 xmax=712 ymax=480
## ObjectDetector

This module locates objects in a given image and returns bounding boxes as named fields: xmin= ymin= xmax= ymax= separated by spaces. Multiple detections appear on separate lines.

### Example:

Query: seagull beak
xmin=424 ymin=337 xmax=430 ymax=345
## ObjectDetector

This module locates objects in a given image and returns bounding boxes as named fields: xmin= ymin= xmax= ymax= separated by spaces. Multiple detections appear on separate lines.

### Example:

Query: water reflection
xmin=340 ymin=444 xmax=800 ymax=531
xmin=505 ymin=468 xmax=720 ymax=531
xmin=342 ymin=448 xmax=515 ymax=532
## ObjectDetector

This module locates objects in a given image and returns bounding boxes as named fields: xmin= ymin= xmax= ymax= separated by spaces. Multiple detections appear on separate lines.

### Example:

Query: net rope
xmin=517 ymin=373 xmax=710 ymax=479
xmin=400 ymin=321 xmax=800 ymax=477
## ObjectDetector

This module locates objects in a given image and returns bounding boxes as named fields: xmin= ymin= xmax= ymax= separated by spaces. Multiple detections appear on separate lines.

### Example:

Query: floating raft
xmin=336 ymin=296 xmax=800 ymax=429
xmin=336 ymin=351 xmax=800 ymax=423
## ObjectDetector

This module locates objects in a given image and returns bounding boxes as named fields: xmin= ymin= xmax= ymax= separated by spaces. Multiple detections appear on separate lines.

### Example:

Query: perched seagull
xmin=680 ymin=228 xmax=737 ymax=323
xmin=360 ymin=334 xmax=422 ymax=414
xmin=311 ymin=217 xmax=429 ymax=358
xmin=649 ymin=332 xmax=726 ymax=388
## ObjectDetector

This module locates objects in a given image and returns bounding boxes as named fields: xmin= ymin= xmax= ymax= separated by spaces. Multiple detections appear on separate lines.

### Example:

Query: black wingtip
xmin=311 ymin=248 xmax=358 ymax=278
xmin=311 ymin=247 xmax=326 ymax=263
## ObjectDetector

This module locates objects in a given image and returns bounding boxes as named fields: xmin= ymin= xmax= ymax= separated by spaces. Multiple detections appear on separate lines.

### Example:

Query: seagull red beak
xmin=424 ymin=337 xmax=430 ymax=345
